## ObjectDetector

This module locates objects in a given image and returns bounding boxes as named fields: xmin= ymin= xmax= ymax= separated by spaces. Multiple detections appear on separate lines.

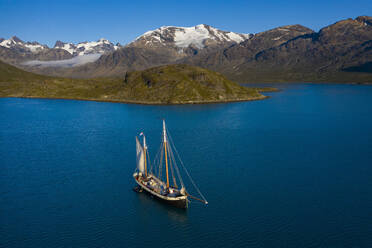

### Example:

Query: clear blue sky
xmin=0 ymin=0 xmax=371 ymax=47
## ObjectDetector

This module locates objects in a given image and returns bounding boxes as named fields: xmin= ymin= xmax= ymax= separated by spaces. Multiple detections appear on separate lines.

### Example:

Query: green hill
xmin=0 ymin=59 xmax=46 ymax=82
xmin=120 ymin=64 xmax=266 ymax=104
xmin=0 ymin=60 xmax=123 ymax=100
xmin=0 ymin=61 xmax=269 ymax=104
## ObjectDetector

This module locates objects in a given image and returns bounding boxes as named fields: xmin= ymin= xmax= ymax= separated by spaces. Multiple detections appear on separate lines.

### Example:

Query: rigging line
xmin=166 ymin=127 xmax=208 ymax=203
xmin=153 ymin=140 xmax=163 ymax=176
xmin=158 ymin=147 xmax=163 ymax=177
xmin=158 ymin=140 xmax=164 ymax=180
xmin=168 ymin=140 xmax=185 ymax=188
xmin=168 ymin=142 xmax=178 ymax=188
xmin=170 ymin=160 xmax=178 ymax=188
xmin=147 ymin=149 xmax=153 ymax=175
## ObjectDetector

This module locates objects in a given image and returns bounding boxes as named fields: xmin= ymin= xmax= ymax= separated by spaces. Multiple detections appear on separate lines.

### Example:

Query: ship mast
xmin=143 ymin=134 xmax=147 ymax=177
xmin=163 ymin=120 xmax=170 ymax=189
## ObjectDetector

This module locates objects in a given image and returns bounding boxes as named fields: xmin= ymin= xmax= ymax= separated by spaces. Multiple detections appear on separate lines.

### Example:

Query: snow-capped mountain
xmin=0 ymin=24 xmax=251 ymax=71
xmin=0 ymin=36 xmax=48 ymax=53
xmin=0 ymin=36 xmax=122 ymax=66
xmin=129 ymin=24 xmax=252 ymax=51
xmin=0 ymin=36 xmax=121 ymax=56
xmin=54 ymin=38 xmax=121 ymax=56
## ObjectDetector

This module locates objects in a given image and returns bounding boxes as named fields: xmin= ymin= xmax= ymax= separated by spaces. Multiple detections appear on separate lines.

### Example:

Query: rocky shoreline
xmin=2 ymin=94 xmax=269 ymax=105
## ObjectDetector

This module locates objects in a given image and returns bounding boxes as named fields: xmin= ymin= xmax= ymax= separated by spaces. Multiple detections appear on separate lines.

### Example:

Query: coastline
xmin=0 ymin=94 xmax=269 ymax=105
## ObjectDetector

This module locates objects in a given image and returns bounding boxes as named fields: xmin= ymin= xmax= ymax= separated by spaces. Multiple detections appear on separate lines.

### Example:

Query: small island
xmin=0 ymin=61 xmax=273 ymax=104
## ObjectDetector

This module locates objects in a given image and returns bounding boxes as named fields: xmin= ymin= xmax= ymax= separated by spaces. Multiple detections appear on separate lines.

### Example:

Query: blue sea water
xmin=1 ymin=84 xmax=372 ymax=248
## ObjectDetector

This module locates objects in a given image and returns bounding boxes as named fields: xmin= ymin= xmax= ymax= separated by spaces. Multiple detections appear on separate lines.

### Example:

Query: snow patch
xmin=54 ymin=38 xmax=116 ymax=55
xmin=277 ymin=28 xmax=290 ymax=32
xmin=55 ymin=43 xmax=75 ymax=54
xmin=0 ymin=38 xmax=22 ymax=48
xmin=24 ymin=44 xmax=44 ymax=52
xmin=23 ymin=54 xmax=101 ymax=68
xmin=135 ymin=24 xmax=252 ymax=49
xmin=0 ymin=37 xmax=47 ymax=52
xmin=226 ymin=32 xmax=246 ymax=43
xmin=76 ymin=39 xmax=107 ymax=50
xmin=152 ymin=35 xmax=162 ymax=42
xmin=0 ymin=39 xmax=12 ymax=48
xmin=174 ymin=25 xmax=210 ymax=49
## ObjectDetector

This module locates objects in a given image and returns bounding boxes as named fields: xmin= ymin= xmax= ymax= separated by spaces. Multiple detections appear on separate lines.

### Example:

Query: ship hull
xmin=133 ymin=173 xmax=188 ymax=209
xmin=141 ymin=189 xmax=188 ymax=208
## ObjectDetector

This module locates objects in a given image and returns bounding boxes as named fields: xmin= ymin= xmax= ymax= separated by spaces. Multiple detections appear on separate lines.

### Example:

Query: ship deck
xmin=133 ymin=172 xmax=188 ymax=207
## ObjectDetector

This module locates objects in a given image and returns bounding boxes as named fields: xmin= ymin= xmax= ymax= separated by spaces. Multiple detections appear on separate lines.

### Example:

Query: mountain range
xmin=1 ymin=16 xmax=371 ymax=83
xmin=0 ymin=37 xmax=122 ymax=65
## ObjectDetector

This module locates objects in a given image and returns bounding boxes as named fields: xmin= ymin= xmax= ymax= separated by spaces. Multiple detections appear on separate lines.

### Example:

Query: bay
xmin=1 ymin=83 xmax=372 ymax=248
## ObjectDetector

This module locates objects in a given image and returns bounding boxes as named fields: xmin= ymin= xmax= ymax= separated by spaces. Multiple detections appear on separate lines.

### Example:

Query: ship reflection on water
xmin=135 ymin=191 xmax=188 ymax=223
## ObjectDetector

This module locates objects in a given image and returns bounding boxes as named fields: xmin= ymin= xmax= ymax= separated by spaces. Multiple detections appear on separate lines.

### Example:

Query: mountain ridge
xmin=0 ymin=24 xmax=250 ymax=66
xmin=129 ymin=24 xmax=251 ymax=50
xmin=0 ymin=37 xmax=122 ymax=65
xmin=179 ymin=17 xmax=372 ymax=83
xmin=1 ymin=17 xmax=371 ymax=83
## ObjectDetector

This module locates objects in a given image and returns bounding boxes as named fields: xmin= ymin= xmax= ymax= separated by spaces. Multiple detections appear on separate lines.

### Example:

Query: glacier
xmin=23 ymin=54 xmax=101 ymax=68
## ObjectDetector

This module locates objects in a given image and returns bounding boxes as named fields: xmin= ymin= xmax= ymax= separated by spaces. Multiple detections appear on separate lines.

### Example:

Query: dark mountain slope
xmin=185 ymin=16 xmax=372 ymax=83
xmin=180 ymin=25 xmax=314 ymax=71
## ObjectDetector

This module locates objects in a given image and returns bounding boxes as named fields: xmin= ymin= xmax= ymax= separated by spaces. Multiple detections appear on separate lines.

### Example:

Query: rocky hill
xmin=0 ymin=61 xmax=267 ymax=104
xmin=120 ymin=64 xmax=264 ymax=103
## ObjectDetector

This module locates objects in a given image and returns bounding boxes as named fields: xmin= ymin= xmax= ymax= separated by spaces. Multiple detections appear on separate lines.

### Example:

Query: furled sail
xmin=136 ymin=136 xmax=145 ymax=174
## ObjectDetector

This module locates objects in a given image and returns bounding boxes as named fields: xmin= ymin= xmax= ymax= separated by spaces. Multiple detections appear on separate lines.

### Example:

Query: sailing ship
xmin=133 ymin=120 xmax=208 ymax=208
